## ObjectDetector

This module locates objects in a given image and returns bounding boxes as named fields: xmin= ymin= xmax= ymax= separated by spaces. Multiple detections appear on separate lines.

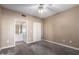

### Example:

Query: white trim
xmin=14 ymin=19 xmax=16 ymax=46
xmin=0 ymin=45 xmax=15 ymax=50
xmin=44 ymin=40 xmax=79 ymax=51
xmin=26 ymin=20 xmax=29 ymax=43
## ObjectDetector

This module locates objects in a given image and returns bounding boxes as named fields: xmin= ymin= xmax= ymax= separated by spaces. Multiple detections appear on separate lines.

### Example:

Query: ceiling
xmin=1 ymin=4 xmax=78 ymax=18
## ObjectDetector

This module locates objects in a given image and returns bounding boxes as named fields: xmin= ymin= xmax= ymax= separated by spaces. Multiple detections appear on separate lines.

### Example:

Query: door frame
xmin=14 ymin=19 xmax=28 ymax=45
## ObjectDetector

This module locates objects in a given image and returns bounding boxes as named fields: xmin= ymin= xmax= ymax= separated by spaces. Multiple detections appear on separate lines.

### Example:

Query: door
xmin=33 ymin=22 xmax=41 ymax=42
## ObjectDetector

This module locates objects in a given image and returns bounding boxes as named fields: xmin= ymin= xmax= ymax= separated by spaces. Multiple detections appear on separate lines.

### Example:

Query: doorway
xmin=14 ymin=20 xmax=27 ymax=45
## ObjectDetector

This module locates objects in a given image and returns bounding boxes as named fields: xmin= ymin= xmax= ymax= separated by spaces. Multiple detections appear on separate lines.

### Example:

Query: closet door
xmin=33 ymin=22 xmax=41 ymax=42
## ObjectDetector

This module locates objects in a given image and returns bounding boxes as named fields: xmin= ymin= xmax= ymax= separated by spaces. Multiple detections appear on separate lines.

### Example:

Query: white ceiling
xmin=1 ymin=4 xmax=78 ymax=18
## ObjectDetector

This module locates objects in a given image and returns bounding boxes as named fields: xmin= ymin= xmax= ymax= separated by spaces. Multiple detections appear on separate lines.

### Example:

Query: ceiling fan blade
xmin=46 ymin=7 xmax=57 ymax=12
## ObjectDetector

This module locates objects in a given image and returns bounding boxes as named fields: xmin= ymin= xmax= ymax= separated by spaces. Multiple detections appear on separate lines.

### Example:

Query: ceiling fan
xmin=38 ymin=4 xmax=56 ymax=14
xmin=21 ymin=4 xmax=56 ymax=15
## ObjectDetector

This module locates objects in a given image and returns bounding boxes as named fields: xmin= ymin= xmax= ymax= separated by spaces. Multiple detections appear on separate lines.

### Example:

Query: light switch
xmin=7 ymin=40 xmax=9 ymax=43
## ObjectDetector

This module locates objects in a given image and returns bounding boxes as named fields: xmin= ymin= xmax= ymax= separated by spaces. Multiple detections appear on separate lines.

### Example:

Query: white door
xmin=33 ymin=22 xmax=41 ymax=42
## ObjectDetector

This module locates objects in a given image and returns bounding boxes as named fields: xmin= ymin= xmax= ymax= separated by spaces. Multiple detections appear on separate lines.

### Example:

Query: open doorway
xmin=14 ymin=20 xmax=28 ymax=45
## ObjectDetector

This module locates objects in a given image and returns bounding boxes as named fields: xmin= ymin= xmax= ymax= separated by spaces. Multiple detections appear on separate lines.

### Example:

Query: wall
xmin=0 ymin=7 xmax=43 ymax=49
xmin=0 ymin=8 xmax=21 ymax=48
xmin=43 ymin=6 xmax=79 ymax=48
xmin=0 ymin=7 xmax=2 ymax=48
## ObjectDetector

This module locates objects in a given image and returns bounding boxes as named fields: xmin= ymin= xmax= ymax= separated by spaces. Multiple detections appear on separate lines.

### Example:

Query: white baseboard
xmin=0 ymin=45 xmax=15 ymax=50
xmin=44 ymin=40 xmax=79 ymax=51
xmin=27 ymin=40 xmax=42 ymax=44
xmin=27 ymin=41 xmax=36 ymax=44
xmin=0 ymin=48 xmax=1 ymax=51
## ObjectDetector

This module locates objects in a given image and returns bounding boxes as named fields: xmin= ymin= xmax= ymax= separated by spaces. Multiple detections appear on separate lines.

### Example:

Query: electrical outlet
xmin=62 ymin=40 xmax=65 ymax=43
xmin=69 ymin=40 xmax=72 ymax=44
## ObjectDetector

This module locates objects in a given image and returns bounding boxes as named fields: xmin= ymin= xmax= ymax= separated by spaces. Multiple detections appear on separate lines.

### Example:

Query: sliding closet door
xmin=33 ymin=22 xmax=41 ymax=42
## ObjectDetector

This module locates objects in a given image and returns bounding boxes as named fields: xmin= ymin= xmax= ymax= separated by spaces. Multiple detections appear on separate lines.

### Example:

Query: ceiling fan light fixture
xmin=38 ymin=8 xmax=43 ymax=13
xmin=38 ymin=4 xmax=44 ymax=14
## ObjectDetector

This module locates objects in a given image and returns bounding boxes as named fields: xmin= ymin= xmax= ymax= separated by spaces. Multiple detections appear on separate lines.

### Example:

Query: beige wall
xmin=0 ymin=7 xmax=2 ymax=48
xmin=0 ymin=7 xmax=43 ymax=48
xmin=43 ymin=6 xmax=79 ymax=48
